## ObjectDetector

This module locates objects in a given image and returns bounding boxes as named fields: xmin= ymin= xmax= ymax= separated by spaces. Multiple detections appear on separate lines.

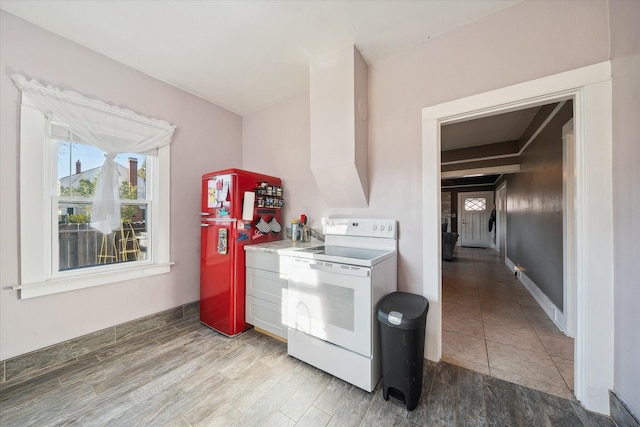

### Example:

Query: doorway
xmin=422 ymin=62 xmax=614 ymax=413
xmin=442 ymin=104 xmax=574 ymax=399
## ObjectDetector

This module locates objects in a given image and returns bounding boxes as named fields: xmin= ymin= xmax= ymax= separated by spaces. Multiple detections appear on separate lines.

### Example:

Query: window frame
xmin=18 ymin=94 xmax=171 ymax=299
xmin=52 ymin=134 xmax=150 ymax=273
xmin=463 ymin=197 xmax=487 ymax=212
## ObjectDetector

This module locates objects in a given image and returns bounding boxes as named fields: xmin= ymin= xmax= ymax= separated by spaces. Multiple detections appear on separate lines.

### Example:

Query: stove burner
xmin=298 ymin=246 xmax=325 ymax=254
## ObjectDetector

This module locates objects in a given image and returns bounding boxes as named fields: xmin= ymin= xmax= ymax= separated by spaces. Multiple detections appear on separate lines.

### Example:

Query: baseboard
xmin=0 ymin=301 xmax=199 ymax=386
xmin=254 ymin=326 xmax=287 ymax=343
xmin=505 ymin=257 xmax=567 ymax=333
xmin=610 ymin=390 xmax=640 ymax=427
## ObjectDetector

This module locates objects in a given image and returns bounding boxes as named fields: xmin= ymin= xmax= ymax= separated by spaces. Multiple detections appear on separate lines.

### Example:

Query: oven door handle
xmin=304 ymin=262 xmax=370 ymax=278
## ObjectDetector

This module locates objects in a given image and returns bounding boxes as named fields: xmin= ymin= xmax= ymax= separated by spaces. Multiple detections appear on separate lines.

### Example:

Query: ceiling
xmin=1 ymin=0 xmax=520 ymax=116
xmin=441 ymin=106 xmax=541 ymax=151
xmin=440 ymin=102 xmax=562 ymax=184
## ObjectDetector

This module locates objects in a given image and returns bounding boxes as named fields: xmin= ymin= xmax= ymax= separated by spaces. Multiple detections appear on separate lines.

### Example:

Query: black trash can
xmin=377 ymin=291 xmax=429 ymax=411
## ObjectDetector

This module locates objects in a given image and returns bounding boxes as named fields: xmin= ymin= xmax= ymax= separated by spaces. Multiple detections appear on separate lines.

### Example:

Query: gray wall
xmin=506 ymin=102 xmax=573 ymax=309
xmin=610 ymin=0 xmax=640 ymax=418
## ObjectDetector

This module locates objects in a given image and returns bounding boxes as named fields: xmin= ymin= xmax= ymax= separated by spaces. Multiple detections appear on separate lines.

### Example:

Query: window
xmin=55 ymin=133 xmax=148 ymax=272
xmin=14 ymin=76 xmax=175 ymax=299
xmin=464 ymin=197 xmax=486 ymax=211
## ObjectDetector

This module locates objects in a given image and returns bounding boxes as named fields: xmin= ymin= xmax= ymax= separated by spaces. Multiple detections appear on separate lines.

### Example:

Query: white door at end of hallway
xmin=458 ymin=191 xmax=494 ymax=248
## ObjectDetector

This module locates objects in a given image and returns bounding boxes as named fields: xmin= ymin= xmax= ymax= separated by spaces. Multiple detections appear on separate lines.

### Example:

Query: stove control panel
xmin=324 ymin=218 xmax=397 ymax=239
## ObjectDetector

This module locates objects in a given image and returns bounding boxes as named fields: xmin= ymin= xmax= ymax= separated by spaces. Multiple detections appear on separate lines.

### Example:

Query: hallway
xmin=442 ymin=247 xmax=575 ymax=400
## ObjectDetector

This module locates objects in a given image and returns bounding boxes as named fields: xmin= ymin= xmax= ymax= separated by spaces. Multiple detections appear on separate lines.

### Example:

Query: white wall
xmin=610 ymin=0 xmax=640 ymax=418
xmin=0 ymin=11 xmax=243 ymax=360
xmin=243 ymin=0 xmax=610 ymax=296
xmin=242 ymin=93 xmax=328 ymax=232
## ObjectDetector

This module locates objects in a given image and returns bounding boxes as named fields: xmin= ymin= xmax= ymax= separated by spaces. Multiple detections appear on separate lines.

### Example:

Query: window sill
xmin=16 ymin=262 xmax=174 ymax=299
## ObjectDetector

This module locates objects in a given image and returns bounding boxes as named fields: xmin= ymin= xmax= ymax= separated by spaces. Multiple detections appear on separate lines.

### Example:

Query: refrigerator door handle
xmin=203 ymin=218 xmax=237 ymax=223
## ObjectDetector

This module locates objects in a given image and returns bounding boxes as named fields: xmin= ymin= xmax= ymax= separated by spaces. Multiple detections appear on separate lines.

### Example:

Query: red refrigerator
xmin=200 ymin=169 xmax=283 ymax=336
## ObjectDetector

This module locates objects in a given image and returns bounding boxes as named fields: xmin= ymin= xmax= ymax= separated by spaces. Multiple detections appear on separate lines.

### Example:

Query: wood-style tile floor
xmin=0 ymin=312 xmax=614 ymax=426
xmin=443 ymin=247 xmax=576 ymax=400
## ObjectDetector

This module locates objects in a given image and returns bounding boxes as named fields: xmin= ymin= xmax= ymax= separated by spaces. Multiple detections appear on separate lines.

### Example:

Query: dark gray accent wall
xmin=506 ymin=101 xmax=573 ymax=310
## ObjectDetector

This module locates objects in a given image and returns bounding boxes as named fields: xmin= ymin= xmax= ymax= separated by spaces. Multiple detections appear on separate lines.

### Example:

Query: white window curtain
xmin=11 ymin=75 xmax=176 ymax=234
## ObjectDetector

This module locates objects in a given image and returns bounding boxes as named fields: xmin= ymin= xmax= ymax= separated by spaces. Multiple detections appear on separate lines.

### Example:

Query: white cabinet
xmin=245 ymin=251 xmax=288 ymax=340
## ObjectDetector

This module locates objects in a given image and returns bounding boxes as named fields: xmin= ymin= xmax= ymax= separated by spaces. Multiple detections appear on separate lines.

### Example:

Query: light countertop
xmin=244 ymin=239 xmax=321 ymax=254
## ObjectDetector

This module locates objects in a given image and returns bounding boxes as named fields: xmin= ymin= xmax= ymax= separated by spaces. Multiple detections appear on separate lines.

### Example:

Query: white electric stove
xmin=280 ymin=218 xmax=398 ymax=392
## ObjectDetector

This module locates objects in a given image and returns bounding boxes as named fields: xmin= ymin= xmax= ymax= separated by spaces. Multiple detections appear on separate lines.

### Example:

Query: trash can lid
xmin=377 ymin=291 xmax=429 ymax=329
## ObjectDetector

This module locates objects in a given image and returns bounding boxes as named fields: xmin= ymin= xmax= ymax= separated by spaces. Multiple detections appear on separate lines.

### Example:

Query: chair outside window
xmin=119 ymin=221 xmax=141 ymax=261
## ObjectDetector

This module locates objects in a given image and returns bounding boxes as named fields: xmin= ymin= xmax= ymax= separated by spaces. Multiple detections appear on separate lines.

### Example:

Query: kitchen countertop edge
xmin=244 ymin=240 xmax=321 ymax=254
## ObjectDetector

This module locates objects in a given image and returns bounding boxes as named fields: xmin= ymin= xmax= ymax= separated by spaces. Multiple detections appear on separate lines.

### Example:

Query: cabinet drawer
xmin=246 ymin=267 xmax=287 ymax=304
xmin=246 ymin=251 xmax=281 ymax=272
xmin=246 ymin=295 xmax=288 ymax=340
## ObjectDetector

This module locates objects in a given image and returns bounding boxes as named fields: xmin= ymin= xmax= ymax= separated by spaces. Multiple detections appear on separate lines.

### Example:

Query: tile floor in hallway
xmin=442 ymin=246 xmax=576 ymax=400
xmin=0 ymin=314 xmax=614 ymax=426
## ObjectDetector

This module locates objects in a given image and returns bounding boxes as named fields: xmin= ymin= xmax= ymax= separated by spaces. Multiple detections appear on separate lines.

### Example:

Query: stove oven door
xmin=286 ymin=257 xmax=372 ymax=357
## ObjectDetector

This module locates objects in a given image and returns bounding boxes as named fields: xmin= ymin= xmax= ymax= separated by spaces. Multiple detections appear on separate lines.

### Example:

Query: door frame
xmin=457 ymin=191 xmax=494 ymax=248
xmin=563 ymin=119 xmax=577 ymax=338
xmin=422 ymin=62 xmax=613 ymax=413
xmin=495 ymin=182 xmax=507 ymax=256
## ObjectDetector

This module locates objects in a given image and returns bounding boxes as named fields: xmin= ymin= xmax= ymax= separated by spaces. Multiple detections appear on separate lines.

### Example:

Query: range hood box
xmin=310 ymin=45 xmax=369 ymax=208
xmin=311 ymin=164 xmax=368 ymax=208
